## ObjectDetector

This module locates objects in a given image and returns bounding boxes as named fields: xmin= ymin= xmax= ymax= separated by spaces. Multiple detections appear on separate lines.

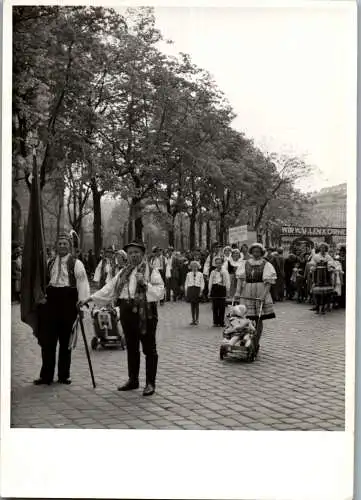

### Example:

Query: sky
xmin=147 ymin=3 xmax=356 ymax=192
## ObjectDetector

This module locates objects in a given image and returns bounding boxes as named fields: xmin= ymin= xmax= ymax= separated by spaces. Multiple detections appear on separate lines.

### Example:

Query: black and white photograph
xmin=2 ymin=1 xmax=356 ymax=498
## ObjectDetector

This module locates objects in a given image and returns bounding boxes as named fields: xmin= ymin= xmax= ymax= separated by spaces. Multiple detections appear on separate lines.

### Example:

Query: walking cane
xmin=77 ymin=305 xmax=96 ymax=388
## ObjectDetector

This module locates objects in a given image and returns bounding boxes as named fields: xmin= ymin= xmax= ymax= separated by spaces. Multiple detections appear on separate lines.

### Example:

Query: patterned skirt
xmin=240 ymin=282 xmax=275 ymax=320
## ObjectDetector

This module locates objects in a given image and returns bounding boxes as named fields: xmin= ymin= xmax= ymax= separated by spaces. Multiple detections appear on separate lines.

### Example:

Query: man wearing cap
xmin=79 ymin=241 xmax=164 ymax=396
xmin=34 ymin=233 xmax=90 ymax=385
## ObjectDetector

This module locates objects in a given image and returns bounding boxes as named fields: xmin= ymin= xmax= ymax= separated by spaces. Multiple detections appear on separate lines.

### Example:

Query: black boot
xmin=144 ymin=354 xmax=158 ymax=396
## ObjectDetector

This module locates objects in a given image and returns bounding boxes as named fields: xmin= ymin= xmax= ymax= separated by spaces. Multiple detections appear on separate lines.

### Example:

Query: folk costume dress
xmin=41 ymin=253 xmax=90 ymax=383
xmin=309 ymin=253 xmax=336 ymax=308
xmin=236 ymin=258 xmax=277 ymax=320
xmin=90 ymin=260 xmax=164 ymax=388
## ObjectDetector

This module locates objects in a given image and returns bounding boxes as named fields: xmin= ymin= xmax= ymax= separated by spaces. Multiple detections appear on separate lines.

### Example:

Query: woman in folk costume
xmin=184 ymin=261 xmax=205 ymax=325
xmin=34 ymin=233 xmax=90 ymax=386
xmin=225 ymin=248 xmax=243 ymax=297
xmin=81 ymin=241 xmax=164 ymax=396
xmin=93 ymin=247 xmax=118 ymax=289
xmin=309 ymin=242 xmax=336 ymax=314
xmin=234 ymin=243 xmax=276 ymax=347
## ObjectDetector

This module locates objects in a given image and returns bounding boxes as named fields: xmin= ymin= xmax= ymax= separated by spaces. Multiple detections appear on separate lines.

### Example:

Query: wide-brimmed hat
xmin=249 ymin=242 xmax=266 ymax=256
xmin=152 ymin=246 xmax=160 ymax=252
xmin=124 ymin=240 xmax=146 ymax=253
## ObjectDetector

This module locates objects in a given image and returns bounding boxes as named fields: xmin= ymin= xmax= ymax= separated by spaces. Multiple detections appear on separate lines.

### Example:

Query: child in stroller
xmin=220 ymin=304 xmax=256 ymax=359
xmin=91 ymin=304 xmax=126 ymax=350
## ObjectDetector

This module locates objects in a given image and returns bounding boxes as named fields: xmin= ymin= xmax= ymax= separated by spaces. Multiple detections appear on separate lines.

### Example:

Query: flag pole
xmin=77 ymin=306 xmax=96 ymax=388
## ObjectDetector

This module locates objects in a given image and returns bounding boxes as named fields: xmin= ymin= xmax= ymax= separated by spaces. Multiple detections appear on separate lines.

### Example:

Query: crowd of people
xmin=13 ymin=240 xmax=347 ymax=319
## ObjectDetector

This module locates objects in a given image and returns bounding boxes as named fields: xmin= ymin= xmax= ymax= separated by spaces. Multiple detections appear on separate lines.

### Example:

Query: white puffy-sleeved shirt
xmin=184 ymin=271 xmax=205 ymax=294
xmin=235 ymin=259 xmax=277 ymax=285
xmin=90 ymin=266 xmax=165 ymax=306
xmin=48 ymin=254 xmax=90 ymax=302
xmin=93 ymin=259 xmax=116 ymax=284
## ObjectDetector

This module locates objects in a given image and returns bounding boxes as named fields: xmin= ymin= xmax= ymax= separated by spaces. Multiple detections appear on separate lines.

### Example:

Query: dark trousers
xmin=212 ymin=299 xmax=226 ymax=326
xmin=210 ymin=283 xmax=227 ymax=326
xmin=165 ymin=278 xmax=172 ymax=301
xmin=119 ymin=301 xmax=158 ymax=386
xmin=39 ymin=286 xmax=78 ymax=382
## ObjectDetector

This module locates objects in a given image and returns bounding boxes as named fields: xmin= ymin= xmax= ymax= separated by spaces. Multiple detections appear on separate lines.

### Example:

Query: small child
xmin=208 ymin=257 xmax=230 ymax=327
xmin=184 ymin=261 xmax=205 ymax=325
xmin=223 ymin=304 xmax=255 ymax=349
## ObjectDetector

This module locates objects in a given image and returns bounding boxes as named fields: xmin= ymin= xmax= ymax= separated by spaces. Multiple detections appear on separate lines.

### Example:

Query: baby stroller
xmin=90 ymin=305 xmax=126 ymax=350
xmin=219 ymin=298 xmax=263 ymax=363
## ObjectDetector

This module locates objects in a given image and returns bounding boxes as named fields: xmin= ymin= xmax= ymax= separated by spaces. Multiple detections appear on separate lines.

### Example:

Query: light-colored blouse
xmin=48 ymin=254 xmax=90 ymax=301
xmin=235 ymin=258 xmax=277 ymax=285
xmin=184 ymin=271 xmax=205 ymax=294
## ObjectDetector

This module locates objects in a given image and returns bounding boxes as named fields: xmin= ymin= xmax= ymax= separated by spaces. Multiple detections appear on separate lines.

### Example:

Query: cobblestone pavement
xmin=10 ymin=300 xmax=345 ymax=430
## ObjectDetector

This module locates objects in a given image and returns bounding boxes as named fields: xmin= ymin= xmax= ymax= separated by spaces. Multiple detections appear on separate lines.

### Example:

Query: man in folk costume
xmin=34 ymin=233 xmax=90 ymax=385
xmin=93 ymin=247 xmax=118 ymax=289
xmin=80 ymin=241 xmax=164 ymax=396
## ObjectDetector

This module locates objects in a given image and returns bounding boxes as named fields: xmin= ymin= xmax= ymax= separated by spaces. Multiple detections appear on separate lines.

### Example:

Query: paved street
xmin=11 ymin=300 xmax=345 ymax=430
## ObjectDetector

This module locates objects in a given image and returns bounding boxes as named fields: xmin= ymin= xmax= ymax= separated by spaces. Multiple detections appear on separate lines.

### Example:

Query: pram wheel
xmin=91 ymin=337 xmax=99 ymax=350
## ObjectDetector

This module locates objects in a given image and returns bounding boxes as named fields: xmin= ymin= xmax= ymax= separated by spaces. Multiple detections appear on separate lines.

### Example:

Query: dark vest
xmin=47 ymin=255 xmax=77 ymax=288
xmin=245 ymin=260 xmax=265 ymax=283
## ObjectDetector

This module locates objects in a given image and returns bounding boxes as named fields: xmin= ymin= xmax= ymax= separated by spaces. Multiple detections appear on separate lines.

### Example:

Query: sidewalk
xmin=10 ymin=300 xmax=345 ymax=430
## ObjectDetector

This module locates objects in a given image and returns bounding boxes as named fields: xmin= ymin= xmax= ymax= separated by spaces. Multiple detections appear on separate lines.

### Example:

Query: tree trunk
xmin=91 ymin=178 xmax=102 ymax=259
xmin=206 ymin=220 xmax=211 ymax=249
xmin=189 ymin=214 xmax=196 ymax=250
xmin=56 ymin=195 xmax=63 ymax=241
xmin=168 ymin=214 xmax=176 ymax=247
xmin=198 ymin=214 xmax=203 ymax=249
xmin=128 ymin=211 xmax=133 ymax=242
xmin=180 ymin=214 xmax=185 ymax=251
xmin=265 ymin=229 xmax=270 ymax=248
xmin=130 ymin=197 xmax=143 ymax=240
xmin=218 ymin=213 xmax=226 ymax=246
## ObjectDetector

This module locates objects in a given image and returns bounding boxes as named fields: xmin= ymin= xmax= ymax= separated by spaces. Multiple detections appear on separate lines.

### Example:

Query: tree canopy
xmin=13 ymin=6 xmax=313 ymax=254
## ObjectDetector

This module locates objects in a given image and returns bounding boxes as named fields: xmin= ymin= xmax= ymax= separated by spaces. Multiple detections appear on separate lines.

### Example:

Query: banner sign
xmin=281 ymin=226 xmax=346 ymax=237
xmin=228 ymin=225 xmax=248 ymax=244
